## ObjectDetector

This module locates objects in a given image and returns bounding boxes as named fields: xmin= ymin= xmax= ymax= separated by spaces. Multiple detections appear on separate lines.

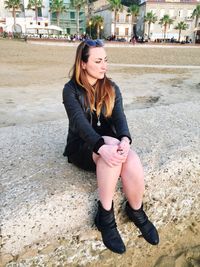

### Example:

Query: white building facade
xmin=0 ymin=0 xmax=49 ymax=34
xmin=137 ymin=0 xmax=200 ymax=42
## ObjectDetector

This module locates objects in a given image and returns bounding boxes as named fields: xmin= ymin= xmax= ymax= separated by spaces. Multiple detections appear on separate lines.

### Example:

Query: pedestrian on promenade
xmin=62 ymin=39 xmax=159 ymax=254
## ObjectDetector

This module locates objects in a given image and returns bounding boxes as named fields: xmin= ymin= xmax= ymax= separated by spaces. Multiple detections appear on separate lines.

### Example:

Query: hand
xmin=117 ymin=138 xmax=130 ymax=159
xmin=98 ymin=144 xmax=127 ymax=167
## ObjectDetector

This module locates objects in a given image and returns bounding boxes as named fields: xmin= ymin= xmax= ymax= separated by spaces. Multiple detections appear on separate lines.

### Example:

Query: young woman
xmin=63 ymin=40 xmax=159 ymax=254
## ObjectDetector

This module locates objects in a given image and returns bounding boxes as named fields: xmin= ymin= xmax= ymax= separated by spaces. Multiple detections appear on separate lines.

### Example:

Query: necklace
xmin=97 ymin=115 xmax=101 ymax=126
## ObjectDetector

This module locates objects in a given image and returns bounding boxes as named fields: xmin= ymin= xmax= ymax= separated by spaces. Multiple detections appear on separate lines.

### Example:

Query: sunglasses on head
xmin=85 ymin=39 xmax=104 ymax=47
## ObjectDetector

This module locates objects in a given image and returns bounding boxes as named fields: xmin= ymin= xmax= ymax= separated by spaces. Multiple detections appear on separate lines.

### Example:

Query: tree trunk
xmin=164 ymin=24 xmax=167 ymax=41
xmin=35 ymin=7 xmax=38 ymax=34
xmin=114 ymin=10 xmax=117 ymax=36
xmin=56 ymin=12 xmax=60 ymax=26
xmin=131 ymin=15 xmax=134 ymax=37
xmin=147 ymin=22 xmax=151 ymax=39
xmin=13 ymin=8 xmax=16 ymax=32
xmin=76 ymin=8 xmax=80 ymax=35
xmin=178 ymin=29 xmax=181 ymax=42
xmin=194 ymin=15 xmax=199 ymax=43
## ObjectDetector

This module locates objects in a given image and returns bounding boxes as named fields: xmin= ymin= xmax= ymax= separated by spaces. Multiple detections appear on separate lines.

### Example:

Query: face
xmin=81 ymin=47 xmax=108 ymax=85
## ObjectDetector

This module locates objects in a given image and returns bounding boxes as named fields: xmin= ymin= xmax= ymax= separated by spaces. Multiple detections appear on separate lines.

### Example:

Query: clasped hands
xmin=98 ymin=138 xmax=130 ymax=167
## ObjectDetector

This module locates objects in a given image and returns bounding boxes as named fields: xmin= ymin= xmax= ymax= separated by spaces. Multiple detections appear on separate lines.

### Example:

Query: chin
xmin=99 ymin=74 xmax=105 ymax=79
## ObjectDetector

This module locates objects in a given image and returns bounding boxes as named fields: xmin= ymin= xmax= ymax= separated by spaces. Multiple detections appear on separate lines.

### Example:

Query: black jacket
xmin=62 ymin=79 xmax=131 ymax=156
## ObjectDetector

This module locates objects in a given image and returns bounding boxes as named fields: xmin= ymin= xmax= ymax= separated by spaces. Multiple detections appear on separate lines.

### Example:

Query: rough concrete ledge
xmin=1 ymin=101 xmax=200 ymax=266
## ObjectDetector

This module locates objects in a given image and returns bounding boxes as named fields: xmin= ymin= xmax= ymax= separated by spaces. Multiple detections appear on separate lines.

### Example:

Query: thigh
xmin=68 ymin=143 xmax=96 ymax=172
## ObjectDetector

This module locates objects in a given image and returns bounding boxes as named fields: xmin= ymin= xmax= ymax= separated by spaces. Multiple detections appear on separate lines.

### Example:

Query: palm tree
xmin=49 ymin=0 xmax=67 ymax=26
xmin=144 ymin=11 xmax=157 ymax=40
xmin=92 ymin=15 xmax=104 ymax=39
xmin=5 ymin=0 xmax=22 ymax=31
xmin=128 ymin=4 xmax=139 ymax=37
xmin=159 ymin=14 xmax=173 ymax=41
xmin=191 ymin=4 xmax=200 ymax=42
xmin=108 ymin=0 xmax=123 ymax=36
xmin=174 ymin=21 xmax=187 ymax=42
xmin=191 ymin=4 xmax=200 ymax=28
xmin=27 ymin=0 xmax=44 ymax=26
xmin=71 ymin=0 xmax=87 ymax=35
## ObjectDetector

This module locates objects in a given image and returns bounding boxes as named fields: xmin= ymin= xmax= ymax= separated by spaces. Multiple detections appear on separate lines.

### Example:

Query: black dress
xmin=67 ymin=111 xmax=117 ymax=172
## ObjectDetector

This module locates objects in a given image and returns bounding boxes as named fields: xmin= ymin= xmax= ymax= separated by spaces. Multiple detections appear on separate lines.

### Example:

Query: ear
xmin=81 ymin=61 xmax=86 ymax=70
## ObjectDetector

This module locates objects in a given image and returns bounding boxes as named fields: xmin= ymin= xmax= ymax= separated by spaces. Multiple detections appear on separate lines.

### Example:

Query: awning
xmin=46 ymin=25 xmax=63 ymax=32
xmin=26 ymin=25 xmax=63 ymax=32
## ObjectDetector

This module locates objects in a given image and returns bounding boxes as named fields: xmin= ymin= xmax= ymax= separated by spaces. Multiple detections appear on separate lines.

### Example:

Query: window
xmin=178 ymin=10 xmax=183 ymax=17
xmin=116 ymin=27 xmax=119 ymax=35
xmin=38 ymin=7 xmax=42 ymax=17
xmin=70 ymin=12 xmax=75 ymax=19
xmin=125 ymin=28 xmax=129 ymax=35
xmin=30 ymin=22 xmax=33 ymax=25
xmin=116 ymin=14 xmax=120 ymax=22
xmin=45 ymin=23 xmax=48 ymax=27
xmin=125 ymin=14 xmax=129 ymax=23
xmin=38 ymin=22 xmax=41 ymax=25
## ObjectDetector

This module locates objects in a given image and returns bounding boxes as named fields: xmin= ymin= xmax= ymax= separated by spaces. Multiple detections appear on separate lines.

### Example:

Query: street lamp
xmin=89 ymin=20 xmax=92 ymax=38
xmin=100 ymin=25 xmax=104 ymax=39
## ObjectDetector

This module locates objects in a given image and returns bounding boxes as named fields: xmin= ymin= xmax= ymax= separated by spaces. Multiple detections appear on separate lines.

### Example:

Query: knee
xmin=124 ymin=150 xmax=142 ymax=169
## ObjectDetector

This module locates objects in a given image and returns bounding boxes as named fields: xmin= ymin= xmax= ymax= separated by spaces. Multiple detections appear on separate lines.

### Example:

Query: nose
xmin=101 ymin=61 xmax=107 ymax=70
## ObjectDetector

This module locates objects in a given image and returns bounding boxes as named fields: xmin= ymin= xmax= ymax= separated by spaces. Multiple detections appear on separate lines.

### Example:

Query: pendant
xmin=97 ymin=120 xmax=101 ymax=126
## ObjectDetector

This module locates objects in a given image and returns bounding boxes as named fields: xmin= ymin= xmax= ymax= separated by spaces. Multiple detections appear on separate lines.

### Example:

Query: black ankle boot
xmin=125 ymin=202 xmax=159 ymax=245
xmin=95 ymin=201 xmax=126 ymax=254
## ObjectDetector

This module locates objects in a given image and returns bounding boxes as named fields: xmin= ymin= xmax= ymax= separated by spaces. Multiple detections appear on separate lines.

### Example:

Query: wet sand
xmin=0 ymin=39 xmax=200 ymax=266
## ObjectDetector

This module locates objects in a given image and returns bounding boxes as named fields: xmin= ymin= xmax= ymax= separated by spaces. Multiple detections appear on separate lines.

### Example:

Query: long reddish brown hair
xmin=70 ymin=41 xmax=115 ymax=117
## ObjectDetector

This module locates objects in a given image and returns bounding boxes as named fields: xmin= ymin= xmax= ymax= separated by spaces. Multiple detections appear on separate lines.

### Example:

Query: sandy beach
xmin=0 ymin=39 xmax=200 ymax=266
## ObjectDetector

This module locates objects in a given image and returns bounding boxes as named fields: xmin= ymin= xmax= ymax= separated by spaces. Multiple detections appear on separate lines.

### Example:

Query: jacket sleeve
xmin=63 ymin=83 xmax=104 ymax=151
xmin=111 ymin=83 xmax=132 ymax=143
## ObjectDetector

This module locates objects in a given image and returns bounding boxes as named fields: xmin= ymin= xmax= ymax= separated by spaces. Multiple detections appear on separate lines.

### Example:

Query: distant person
xmin=62 ymin=39 xmax=159 ymax=254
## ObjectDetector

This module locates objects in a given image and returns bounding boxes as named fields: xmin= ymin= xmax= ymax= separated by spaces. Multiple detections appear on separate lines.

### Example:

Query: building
xmin=137 ymin=0 xmax=200 ymax=42
xmin=94 ymin=0 xmax=133 ymax=40
xmin=0 ymin=0 xmax=86 ymax=35
xmin=50 ymin=0 xmax=86 ymax=35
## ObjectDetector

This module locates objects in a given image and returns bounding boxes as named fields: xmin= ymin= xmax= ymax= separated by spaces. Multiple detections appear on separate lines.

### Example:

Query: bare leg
xmin=93 ymin=136 xmax=122 ymax=210
xmin=120 ymin=150 xmax=145 ymax=210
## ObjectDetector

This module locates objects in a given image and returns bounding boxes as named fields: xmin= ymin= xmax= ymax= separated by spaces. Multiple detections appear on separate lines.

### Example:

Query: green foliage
xmin=27 ymin=0 xmax=44 ymax=10
xmin=91 ymin=15 xmax=104 ymax=38
xmin=159 ymin=14 xmax=173 ymax=40
xmin=5 ymin=0 xmax=21 ymax=9
xmin=159 ymin=14 xmax=173 ymax=27
xmin=70 ymin=0 xmax=87 ymax=10
xmin=108 ymin=0 xmax=123 ymax=12
xmin=175 ymin=21 xmax=187 ymax=42
xmin=70 ymin=0 xmax=87 ymax=34
xmin=128 ymin=4 xmax=139 ymax=15
xmin=5 ymin=0 xmax=23 ymax=31
xmin=144 ymin=11 xmax=157 ymax=38
xmin=49 ymin=0 xmax=67 ymax=26
xmin=191 ymin=4 xmax=200 ymax=27
xmin=144 ymin=11 xmax=157 ymax=24
xmin=174 ymin=21 xmax=187 ymax=31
